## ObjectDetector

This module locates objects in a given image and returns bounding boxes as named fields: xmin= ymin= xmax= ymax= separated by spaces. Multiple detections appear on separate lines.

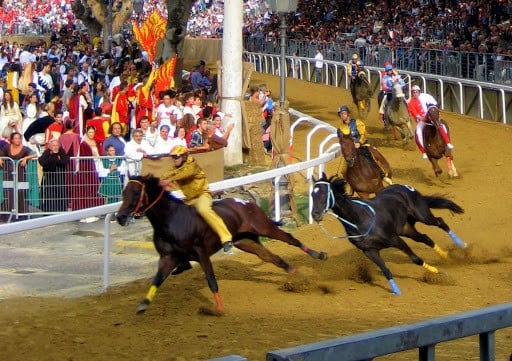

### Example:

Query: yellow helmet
xmin=352 ymin=53 xmax=359 ymax=60
xmin=170 ymin=145 xmax=188 ymax=157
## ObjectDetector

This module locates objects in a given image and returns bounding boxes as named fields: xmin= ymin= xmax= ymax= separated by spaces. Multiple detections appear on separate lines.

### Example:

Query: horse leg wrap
xmin=146 ymin=285 xmax=158 ymax=302
xmin=388 ymin=279 xmax=401 ymax=295
xmin=422 ymin=262 xmax=439 ymax=273
xmin=434 ymin=244 xmax=448 ymax=259
xmin=214 ymin=292 xmax=224 ymax=312
xmin=448 ymin=230 xmax=467 ymax=248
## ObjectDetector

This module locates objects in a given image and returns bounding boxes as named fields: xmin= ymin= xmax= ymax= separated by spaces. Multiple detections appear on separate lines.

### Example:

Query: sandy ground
xmin=1 ymin=73 xmax=512 ymax=361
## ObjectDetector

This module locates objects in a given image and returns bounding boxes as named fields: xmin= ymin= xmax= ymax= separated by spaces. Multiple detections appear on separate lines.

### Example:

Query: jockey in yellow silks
xmin=347 ymin=53 xmax=364 ymax=105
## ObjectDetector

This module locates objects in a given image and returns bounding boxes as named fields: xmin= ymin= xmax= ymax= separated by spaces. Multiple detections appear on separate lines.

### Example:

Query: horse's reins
xmin=129 ymin=179 xmax=166 ymax=215
xmin=315 ymin=181 xmax=376 ymax=240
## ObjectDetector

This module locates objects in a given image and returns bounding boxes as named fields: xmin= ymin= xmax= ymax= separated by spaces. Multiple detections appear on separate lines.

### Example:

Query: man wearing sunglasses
xmin=160 ymin=145 xmax=233 ymax=256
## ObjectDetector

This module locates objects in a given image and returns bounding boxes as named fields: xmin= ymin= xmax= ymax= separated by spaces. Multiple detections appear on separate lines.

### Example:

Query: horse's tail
xmin=424 ymin=196 xmax=464 ymax=214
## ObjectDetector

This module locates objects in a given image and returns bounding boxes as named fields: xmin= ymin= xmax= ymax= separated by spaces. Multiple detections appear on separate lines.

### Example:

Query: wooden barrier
xmin=140 ymin=148 xmax=224 ymax=182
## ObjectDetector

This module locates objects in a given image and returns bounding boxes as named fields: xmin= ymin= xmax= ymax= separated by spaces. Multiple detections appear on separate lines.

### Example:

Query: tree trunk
xmin=162 ymin=0 xmax=193 ymax=89
xmin=72 ymin=0 xmax=132 ymax=42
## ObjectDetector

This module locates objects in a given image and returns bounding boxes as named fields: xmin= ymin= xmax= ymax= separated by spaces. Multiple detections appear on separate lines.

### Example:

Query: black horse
xmin=116 ymin=175 xmax=328 ymax=314
xmin=310 ymin=174 xmax=467 ymax=295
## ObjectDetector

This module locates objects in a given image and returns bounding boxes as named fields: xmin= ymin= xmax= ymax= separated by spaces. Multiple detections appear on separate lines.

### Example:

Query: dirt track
xmin=1 ymin=73 xmax=512 ymax=361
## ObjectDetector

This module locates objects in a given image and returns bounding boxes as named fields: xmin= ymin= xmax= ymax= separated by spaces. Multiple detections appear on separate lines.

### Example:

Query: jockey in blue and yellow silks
xmin=337 ymin=105 xmax=392 ymax=184
xmin=338 ymin=104 xmax=367 ymax=146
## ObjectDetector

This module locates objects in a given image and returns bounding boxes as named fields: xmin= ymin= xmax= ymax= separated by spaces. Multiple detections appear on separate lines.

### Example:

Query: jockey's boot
xmin=171 ymin=261 xmax=193 ymax=275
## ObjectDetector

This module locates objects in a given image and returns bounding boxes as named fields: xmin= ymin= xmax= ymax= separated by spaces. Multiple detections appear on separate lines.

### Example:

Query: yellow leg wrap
xmin=146 ymin=285 xmax=158 ymax=302
xmin=422 ymin=262 xmax=439 ymax=273
xmin=434 ymin=244 xmax=448 ymax=259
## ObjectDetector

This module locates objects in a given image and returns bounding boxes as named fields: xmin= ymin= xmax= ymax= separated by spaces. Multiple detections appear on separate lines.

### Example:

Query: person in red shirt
xmin=111 ymin=80 xmax=130 ymax=139
xmin=86 ymin=108 xmax=110 ymax=153
xmin=135 ymin=69 xmax=157 ymax=128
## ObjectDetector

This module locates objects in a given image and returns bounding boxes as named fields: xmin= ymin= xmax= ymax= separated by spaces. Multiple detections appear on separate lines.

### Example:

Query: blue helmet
xmin=385 ymin=64 xmax=393 ymax=71
xmin=338 ymin=105 xmax=350 ymax=113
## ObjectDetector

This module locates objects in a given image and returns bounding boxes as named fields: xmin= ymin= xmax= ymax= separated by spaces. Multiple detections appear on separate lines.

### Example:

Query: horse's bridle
xmin=128 ymin=179 xmax=166 ymax=215
xmin=314 ymin=180 xmax=376 ymax=240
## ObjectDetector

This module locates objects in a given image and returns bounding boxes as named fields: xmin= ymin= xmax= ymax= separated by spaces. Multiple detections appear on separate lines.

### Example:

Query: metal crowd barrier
xmin=0 ymin=155 xmax=128 ymax=222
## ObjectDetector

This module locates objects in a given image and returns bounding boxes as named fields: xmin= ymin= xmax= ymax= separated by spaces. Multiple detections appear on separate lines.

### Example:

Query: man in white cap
xmin=408 ymin=85 xmax=453 ymax=159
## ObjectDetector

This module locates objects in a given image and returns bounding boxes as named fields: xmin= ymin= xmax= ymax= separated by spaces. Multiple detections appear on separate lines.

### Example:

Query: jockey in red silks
xmin=408 ymin=85 xmax=453 ymax=159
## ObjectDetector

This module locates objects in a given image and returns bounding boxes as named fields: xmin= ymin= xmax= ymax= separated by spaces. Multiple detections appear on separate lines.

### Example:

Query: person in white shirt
xmin=314 ymin=48 xmax=324 ymax=83
xmin=150 ymin=124 xmax=181 ymax=155
xmin=155 ymin=90 xmax=182 ymax=134
xmin=124 ymin=128 xmax=152 ymax=176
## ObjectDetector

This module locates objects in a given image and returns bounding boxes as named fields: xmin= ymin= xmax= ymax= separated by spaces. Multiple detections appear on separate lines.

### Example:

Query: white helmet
xmin=412 ymin=85 xmax=421 ymax=91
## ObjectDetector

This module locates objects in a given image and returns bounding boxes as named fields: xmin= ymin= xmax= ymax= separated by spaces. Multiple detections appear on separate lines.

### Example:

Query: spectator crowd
xmin=0 ymin=24 xmax=238 ymax=221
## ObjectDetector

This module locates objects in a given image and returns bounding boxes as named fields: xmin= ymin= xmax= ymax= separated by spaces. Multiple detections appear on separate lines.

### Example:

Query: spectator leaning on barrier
xmin=38 ymin=138 xmax=69 ymax=212
xmin=124 ymin=128 xmax=151 ymax=176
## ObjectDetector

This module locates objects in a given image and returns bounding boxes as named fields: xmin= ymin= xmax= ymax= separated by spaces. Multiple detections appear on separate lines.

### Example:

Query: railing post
xmin=479 ymin=331 xmax=495 ymax=361
xmin=419 ymin=345 xmax=435 ymax=361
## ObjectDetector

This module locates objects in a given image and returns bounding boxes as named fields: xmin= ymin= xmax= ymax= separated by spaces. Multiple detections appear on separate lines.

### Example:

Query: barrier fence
xmin=0 ymin=156 xmax=128 ymax=222
xmin=244 ymin=50 xmax=512 ymax=124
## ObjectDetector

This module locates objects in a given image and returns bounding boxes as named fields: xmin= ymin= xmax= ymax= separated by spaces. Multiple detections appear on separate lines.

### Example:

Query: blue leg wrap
xmin=389 ymin=279 xmax=401 ymax=295
xmin=448 ymin=230 xmax=467 ymax=248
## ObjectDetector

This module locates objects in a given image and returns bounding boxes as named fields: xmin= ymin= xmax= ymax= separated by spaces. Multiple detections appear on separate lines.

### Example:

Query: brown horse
xmin=339 ymin=133 xmax=392 ymax=198
xmin=351 ymin=71 xmax=372 ymax=119
xmin=424 ymin=106 xmax=459 ymax=178
xmin=116 ymin=176 xmax=328 ymax=314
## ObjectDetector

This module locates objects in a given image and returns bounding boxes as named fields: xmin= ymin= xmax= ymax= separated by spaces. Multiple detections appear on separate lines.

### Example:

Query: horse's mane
xmin=330 ymin=177 xmax=349 ymax=196
xmin=317 ymin=173 xmax=348 ymax=196
xmin=130 ymin=174 xmax=160 ymax=188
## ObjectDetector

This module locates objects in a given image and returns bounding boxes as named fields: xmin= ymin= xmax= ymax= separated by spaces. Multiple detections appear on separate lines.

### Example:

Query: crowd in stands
xmin=184 ymin=0 xmax=512 ymax=59
xmin=3 ymin=0 xmax=512 ymax=57
xmin=0 ymin=0 xmax=76 ymax=35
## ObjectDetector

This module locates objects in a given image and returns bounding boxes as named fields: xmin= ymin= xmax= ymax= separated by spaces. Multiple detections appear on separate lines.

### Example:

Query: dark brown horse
xmin=116 ymin=176 xmax=328 ymax=314
xmin=311 ymin=174 xmax=467 ymax=295
xmin=339 ymin=133 xmax=393 ymax=198
xmin=424 ymin=106 xmax=459 ymax=178
xmin=351 ymin=71 xmax=372 ymax=119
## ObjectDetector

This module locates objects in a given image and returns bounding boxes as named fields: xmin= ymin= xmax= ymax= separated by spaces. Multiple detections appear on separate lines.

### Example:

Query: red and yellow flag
xmin=132 ymin=11 xmax=167 ymax=64
xmin=154 ymin=56 xmax=177 ymax=97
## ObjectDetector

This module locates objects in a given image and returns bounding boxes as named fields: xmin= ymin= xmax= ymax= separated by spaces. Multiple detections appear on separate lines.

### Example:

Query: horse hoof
xmin=136 ymin=300 xmax=150 ymax=315
xmin=318 ymin=252 xmax=328 ymax=261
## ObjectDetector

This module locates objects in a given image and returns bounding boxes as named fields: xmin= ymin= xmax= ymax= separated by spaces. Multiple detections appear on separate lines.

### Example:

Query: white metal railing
xmin=245 ymin=52 xmax=512 ymax=124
